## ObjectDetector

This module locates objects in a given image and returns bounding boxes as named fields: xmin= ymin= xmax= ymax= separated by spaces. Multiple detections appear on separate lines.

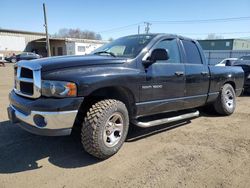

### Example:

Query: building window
xmin=211 ymin=42 xmax=215 ymax=46
xmin=78 ymin=46 xmax=86 ymax=52
xmin=226 ymin=41 xmax=230 ymax=47
xmin=57 ymin=47 xmax=63 ymax=56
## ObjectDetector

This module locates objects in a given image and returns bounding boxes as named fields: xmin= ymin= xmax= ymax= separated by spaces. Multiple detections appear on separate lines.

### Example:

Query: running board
xmin=132 ymin=110 xmax=199 ymax=128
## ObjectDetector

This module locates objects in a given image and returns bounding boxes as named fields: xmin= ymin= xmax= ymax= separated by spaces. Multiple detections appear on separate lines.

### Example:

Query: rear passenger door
xmin=181 ymin=40 xmax=210 ymax=108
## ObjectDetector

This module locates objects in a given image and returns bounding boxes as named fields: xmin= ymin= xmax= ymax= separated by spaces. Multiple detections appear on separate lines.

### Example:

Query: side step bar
xmin=132 ymin=110 xmax=199 ymax=128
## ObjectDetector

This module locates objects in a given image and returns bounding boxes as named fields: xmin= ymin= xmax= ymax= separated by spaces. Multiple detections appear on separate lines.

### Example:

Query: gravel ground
xmin=0 ymin=63 xmax=250 ymax=188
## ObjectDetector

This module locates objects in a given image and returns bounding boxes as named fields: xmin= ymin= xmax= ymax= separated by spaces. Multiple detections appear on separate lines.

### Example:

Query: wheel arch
xmin=223 ymin=81 xmax=236 ymax=91
xmin=73 ymin=86 xmax=136 ymax=131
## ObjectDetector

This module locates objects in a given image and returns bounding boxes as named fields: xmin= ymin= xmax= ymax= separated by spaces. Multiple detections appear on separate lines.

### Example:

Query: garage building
xmin=0 ymin=29 xmax=107 ymax=57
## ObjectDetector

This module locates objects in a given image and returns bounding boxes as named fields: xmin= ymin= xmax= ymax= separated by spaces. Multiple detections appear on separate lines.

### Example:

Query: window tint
xmin=182 ymin=40 xmax=203 ymax=64
xmin=154 ymin=39 xmax=180 ymax=63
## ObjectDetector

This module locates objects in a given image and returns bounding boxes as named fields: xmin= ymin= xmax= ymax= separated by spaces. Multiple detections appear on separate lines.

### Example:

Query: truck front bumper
xmin=8 ymin=90 xmax=84 ymax=136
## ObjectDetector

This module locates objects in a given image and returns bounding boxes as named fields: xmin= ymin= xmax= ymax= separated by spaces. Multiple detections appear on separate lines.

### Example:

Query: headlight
xmin=42 ymin=80 xmax=77 ymax=97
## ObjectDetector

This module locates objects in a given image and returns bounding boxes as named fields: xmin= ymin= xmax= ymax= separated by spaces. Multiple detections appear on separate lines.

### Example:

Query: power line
xmin=98 ymin=22 xmax=143 ymax=33
xmin=150 ymin=16 xmax=250 ymax=24
xmin=97 ymin=16 xmax=250 ymax=34
xmin=177 ymin=31 xmax=250 ymax=35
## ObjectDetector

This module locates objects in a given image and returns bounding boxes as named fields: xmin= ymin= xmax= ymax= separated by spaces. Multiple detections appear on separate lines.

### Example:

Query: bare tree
xmin=108 ymin=37 xmax=114 ymax=41
xmin=54 ymin=28 xmax=102 ymax=40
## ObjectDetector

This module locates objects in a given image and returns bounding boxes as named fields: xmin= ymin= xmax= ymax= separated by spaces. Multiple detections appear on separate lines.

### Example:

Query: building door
xmin=57 ymin=47 xmax=63 ymax=56
xmin=52 ymin=47 xmax=56 ymax=56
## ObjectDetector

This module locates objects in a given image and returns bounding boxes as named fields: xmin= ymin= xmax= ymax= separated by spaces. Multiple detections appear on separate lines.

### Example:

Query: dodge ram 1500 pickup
xmin=8 ymin=34 xmax=244 ymax=159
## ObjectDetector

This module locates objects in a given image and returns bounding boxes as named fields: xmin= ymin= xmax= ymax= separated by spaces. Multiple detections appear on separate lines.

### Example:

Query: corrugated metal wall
xmin=0 ymin=31 xmax=45 ymax=56
xmin=0 ymin=36 xmax=25 ymax=51
xmin=203 ymin=50 xmax=250 ymax=65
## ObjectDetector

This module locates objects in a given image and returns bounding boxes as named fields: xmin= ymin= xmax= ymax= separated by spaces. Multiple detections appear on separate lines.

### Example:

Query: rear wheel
xmin=81 ymin=99 xmax=129 ymax=159
xmin=213 ymin=84 xmax=236 ymax=115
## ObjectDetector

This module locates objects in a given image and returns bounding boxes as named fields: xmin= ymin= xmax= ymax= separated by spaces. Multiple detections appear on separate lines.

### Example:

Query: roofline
xmin=0 ymin=28 xmax=45 ymax=36
xmin=34 ymin=37 xmax=108 ymax=44
xmin=122 ymin=33 xmax=193 ymax=41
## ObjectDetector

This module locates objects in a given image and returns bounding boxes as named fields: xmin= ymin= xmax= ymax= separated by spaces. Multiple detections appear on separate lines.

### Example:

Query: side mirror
xmin=151 ymin=48 xmax=169 ymax=62
xmin=143 ymin=48 xmax=169 ymax=67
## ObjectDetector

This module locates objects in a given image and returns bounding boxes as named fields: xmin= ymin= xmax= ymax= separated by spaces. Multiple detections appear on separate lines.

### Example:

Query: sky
xmin=1 ymin=0 xmax=250 ymax=40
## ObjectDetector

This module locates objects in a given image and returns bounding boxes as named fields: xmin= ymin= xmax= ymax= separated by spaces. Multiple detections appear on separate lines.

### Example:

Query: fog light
xmin=33 ymin=115 xmax=47 ymax=127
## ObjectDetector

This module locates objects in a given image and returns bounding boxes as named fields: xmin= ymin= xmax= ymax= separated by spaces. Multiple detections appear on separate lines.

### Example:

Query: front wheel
xmin=81 ymin=99 xmax=129 ymax=159
xmin=213 ymin=84 xmax=236 ymax=115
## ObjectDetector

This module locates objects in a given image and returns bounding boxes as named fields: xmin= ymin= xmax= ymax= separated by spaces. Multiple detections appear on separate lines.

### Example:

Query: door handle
xmin=175 ymin=71 xmax=184 ymax=76
xmin=201 ymin=71 xmax=209 ymax=76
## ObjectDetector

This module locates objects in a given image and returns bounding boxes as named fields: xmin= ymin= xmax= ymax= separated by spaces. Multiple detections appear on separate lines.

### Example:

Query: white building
xmin=0 ymin=29 xmax=107 ymax=57
xmin=65 ymin=38 xmax=106 ymax=55
xmin=0 ymin=29 xmax=45 ymax=56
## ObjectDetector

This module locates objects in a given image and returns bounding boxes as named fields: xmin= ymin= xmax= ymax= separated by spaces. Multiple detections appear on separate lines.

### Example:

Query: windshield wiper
xmin=94 ymin=51 xmax=116 ymax=57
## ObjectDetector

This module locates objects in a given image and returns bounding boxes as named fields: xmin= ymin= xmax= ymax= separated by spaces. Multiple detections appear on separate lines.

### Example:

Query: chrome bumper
xmin=8 ymin=105 xmax=78 ymax=136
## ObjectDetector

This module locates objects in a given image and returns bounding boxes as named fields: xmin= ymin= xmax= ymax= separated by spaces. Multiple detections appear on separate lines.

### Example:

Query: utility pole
xmin=138 ymin=25 xmax=140 ymax=35
xmin=144 ymin=22 xmax=152 ymax=34
xmin=43 ymin=3 xmax=51 ymax=57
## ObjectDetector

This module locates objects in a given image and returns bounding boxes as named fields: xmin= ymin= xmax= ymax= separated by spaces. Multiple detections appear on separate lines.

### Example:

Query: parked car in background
xmin=5 ymin=52 xmax=40 ymax=63
xmin=215 ymin=58 xmax=238 ymax=66
xmin=0 ymin=53 xmax=6 ymax=66
xmin=0 ymin=54 xmax=5 ymax=61
xmin=234 ymin=58 xmax=250 ymax=93
xmin=239 ymin=55 xmax=250 ymax=61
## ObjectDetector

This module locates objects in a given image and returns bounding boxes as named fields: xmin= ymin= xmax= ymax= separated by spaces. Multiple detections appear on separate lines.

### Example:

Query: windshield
xmin=92 ymin=35 xmax=156 ymax=58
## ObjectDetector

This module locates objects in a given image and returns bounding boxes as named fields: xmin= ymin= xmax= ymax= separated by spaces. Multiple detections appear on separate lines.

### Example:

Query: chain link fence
xmin=203 ymin=50 xmax=250 ymax=65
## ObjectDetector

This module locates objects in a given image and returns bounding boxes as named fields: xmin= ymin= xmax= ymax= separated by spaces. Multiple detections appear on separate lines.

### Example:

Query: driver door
xmin=138 ymin=38 xmax=186 ymax=116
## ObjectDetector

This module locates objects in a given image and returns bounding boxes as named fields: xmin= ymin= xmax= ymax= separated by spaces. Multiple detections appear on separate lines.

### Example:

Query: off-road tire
xmin=213 ymin=84 xmax=236 ymax=115
xmin=81 ymin=99 xmax=129 ymax=159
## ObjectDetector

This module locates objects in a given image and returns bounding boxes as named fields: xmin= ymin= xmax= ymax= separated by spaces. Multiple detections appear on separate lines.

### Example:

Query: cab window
xmin=182 ymin=40 xmax=203 ymax=64
xmin=154 ymin=39 xmax=180 ymax=63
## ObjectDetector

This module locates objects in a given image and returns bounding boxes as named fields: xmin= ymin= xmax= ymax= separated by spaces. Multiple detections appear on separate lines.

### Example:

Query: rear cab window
xmin=182 ymin=40 xmax=203 ymax=64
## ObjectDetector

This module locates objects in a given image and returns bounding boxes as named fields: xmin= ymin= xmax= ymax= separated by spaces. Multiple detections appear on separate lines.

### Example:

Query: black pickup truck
xmin=8 ymin=34 xmax=244 ymax=159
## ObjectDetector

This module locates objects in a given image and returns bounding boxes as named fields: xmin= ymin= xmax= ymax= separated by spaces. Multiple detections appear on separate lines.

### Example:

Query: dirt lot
xmin=0 ymin=63 xmax=250 ymax=188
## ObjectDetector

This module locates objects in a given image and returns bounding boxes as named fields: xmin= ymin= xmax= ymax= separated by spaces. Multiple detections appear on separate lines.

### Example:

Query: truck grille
xmin=14 ymin=63 xmax=42 ymax=99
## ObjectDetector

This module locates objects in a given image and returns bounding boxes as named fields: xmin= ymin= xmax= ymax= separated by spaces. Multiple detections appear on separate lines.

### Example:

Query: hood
xmin=18 ymin=55 xmax=127 ymax=72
